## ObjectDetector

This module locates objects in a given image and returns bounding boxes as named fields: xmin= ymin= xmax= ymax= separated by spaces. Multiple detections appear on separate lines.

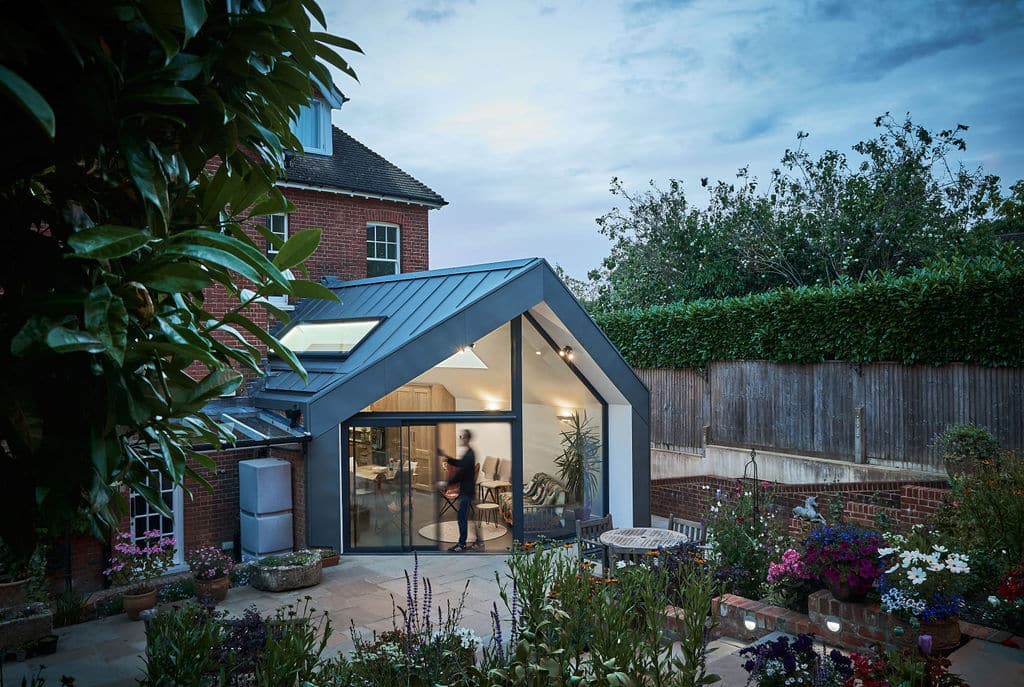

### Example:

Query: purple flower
xmin=918 ymin=634 xmax=933 ymax=656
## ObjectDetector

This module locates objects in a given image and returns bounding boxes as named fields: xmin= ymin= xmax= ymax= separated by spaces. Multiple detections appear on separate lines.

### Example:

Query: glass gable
xmin=522 ymin=318 xmax=605 ymax=531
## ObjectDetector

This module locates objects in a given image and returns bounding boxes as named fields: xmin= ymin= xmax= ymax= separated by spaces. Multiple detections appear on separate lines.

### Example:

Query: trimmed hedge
xmin=594 ymin=255 xmax=1024 ymax=370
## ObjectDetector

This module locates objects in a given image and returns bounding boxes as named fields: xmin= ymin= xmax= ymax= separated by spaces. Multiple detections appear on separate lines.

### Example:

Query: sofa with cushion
xmin=498 ymin=472 xmax=577 ymax=538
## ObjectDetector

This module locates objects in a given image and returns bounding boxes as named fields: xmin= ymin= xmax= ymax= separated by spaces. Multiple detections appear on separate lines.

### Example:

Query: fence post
xmin=853 ymin=405 xmax=867 ymax=464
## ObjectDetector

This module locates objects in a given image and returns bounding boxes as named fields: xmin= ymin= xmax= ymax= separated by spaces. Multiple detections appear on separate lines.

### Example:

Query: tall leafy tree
xmin=583 ymin=114 xmax=1010 ymax=312
xmin=0 ymin=0 xmax=359 ymax=554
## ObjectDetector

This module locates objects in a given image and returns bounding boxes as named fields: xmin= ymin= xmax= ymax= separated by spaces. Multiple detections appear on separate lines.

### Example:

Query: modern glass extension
xmin=341 ymin=317 xmax=605 ymax=552
xmin=255 ymin=259 xmax=650 ymax=554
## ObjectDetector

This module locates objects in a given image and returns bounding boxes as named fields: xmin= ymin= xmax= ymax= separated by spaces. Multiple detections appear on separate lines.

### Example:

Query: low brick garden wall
xmin=704 ymin=592 xmax=1024 ymax=654
xmin=652 ymin=475 xmax=951 ymax=534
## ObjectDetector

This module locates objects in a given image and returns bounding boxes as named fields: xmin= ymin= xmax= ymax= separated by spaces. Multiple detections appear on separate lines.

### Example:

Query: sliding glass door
xmin=347 ymin=423 xmax=455 ymax=551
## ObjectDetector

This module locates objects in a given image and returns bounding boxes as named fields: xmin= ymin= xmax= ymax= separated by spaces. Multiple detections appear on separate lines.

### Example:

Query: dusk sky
xmin=322 ymin=0 xmax=1024 ymax=279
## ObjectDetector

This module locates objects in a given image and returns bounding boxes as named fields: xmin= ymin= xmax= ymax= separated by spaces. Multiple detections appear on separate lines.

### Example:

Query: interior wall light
xmin=558 ymin=346 xmax=575 ymax=362
xmin=743 ymin=612 xmax=757 ymax=631
xmin=825 ymin=616 xmax=841 ymax=633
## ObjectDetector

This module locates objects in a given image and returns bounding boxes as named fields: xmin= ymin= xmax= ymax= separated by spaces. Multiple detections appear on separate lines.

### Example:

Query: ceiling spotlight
xmin=559 ymin=346 xmax=574 ymax=361
xmin=535 ymin=350 xmax=542 ymax=355
xmin=458 ymin=343 xmax=475 ymax=354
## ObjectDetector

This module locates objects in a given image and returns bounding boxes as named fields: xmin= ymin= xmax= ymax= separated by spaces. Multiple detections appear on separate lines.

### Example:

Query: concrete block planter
xmin=0 ymin=603 xmax=53 ymax=649
xmin=250 ymin=551 xmax=322 ymax=592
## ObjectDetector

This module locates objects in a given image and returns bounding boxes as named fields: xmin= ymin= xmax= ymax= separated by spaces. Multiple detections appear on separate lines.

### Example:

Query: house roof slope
xmin=256 ymin=258 xmax=648 ymax=437
xmin=282 ymin=127 xmax=446 ymax=207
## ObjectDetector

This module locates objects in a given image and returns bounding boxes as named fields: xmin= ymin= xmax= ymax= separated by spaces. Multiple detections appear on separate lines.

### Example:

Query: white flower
xmin=932 ymin=544 xmax=948 ymax=553
xmin=989 ymin=595 xmax=1001 ymax=606
xmin=878 ymin=547 xmax=898 ymax=557
xmin=946 ymin=559 xmax=971 ymax=574
xmin=885 ymin=563 xmax=900 ymax=574
xmin=907 ymin=567 xmax=927 ymax=585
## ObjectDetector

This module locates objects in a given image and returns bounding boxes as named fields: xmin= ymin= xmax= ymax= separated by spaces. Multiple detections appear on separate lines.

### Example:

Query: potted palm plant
xmin=554 ymin=411 xmax=601 ymax=520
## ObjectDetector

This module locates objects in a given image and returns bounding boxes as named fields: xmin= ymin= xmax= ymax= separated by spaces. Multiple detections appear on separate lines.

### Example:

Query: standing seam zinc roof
xmin=281 ymin=126 xmax=447 ymax=207
xmin=262 ymin=258 xmax=541 ymax=398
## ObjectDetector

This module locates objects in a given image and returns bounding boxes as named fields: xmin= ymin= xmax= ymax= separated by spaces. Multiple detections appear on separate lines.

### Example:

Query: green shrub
xmin=52 ymin=588 xmax=87 ymax=627
xmin=487 ymin=540 xmax=721 ymax=686
xmin=944 ymin=452 xmax=1024 ymax=564
xmin=141 ymin=599 xmax=332 ymax=686
xmin=937 ymin=423 xmax=1002 ymax=476
xmin=704 ymin=482 xmax=788 ymax=600
xmin=141 ymin=604 xmax=225 ymax=686
xmin=594 ymin=254 xmax=1024 ymax=370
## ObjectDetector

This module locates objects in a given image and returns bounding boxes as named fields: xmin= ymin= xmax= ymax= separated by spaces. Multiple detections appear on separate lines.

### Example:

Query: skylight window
xmin=434 ymin=348 xmax=488 ymax=369
xmin=279 ymin=319 xmax=380 ymax=355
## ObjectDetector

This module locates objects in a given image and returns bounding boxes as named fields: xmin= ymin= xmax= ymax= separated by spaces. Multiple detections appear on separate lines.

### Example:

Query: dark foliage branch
xmin=580 ymin=114 xmax=1018 ymax=313
xmin=0 ymin=0 xmax=359 ymax=553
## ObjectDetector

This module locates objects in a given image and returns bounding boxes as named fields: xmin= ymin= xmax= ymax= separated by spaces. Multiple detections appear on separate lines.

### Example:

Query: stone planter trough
xmin=0 ymin=603 xmax=54 ymax=649
xmin=250 ymin=558 xmax=322 ymax=592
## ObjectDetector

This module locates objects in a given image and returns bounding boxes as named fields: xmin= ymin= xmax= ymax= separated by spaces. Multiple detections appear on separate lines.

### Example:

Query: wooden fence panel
xmin=640 ymin=362 xmax=1024 ymax=470
xmin=635 ymin=368 xmax=707 ymax=451
xmin=709 ymin=361 xmax=855 ymax=458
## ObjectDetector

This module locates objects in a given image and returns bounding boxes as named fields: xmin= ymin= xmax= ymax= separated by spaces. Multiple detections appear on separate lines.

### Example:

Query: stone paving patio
xmin=1 ymin=553 xmax=510 ymax=686
xmin=2 ymin=550 xmax=1019 ymax=686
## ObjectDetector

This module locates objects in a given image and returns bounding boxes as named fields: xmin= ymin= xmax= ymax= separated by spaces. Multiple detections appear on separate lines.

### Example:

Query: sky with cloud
xmin=320 ymin=0 xmax=1024 ymax=278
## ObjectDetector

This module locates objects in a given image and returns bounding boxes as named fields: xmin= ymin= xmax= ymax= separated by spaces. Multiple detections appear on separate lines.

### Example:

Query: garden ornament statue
xmin=793 ymin=497 xmax=826 ymax=524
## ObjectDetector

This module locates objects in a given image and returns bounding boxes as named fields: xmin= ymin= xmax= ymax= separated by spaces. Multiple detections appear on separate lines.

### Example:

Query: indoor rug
xmin=418 ymin=520 xmax=507 ymax=543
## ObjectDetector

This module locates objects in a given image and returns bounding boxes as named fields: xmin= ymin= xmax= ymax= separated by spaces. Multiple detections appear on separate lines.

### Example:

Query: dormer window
xmin=293 ymin=99 xmax=332 ymax=155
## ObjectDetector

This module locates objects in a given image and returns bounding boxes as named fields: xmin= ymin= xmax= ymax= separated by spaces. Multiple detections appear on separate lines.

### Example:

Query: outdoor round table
xmin=598 ymin=527 xmax=689 ymax=554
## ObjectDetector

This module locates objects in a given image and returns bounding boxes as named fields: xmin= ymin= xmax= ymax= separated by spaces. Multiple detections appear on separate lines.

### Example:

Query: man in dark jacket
xmin=436 ymin=429 xmax=481 ymax=552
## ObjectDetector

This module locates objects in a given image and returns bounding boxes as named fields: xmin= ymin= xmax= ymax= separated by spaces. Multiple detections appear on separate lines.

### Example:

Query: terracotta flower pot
xmin=921 ymin=615 xmax=962 ymax=653
xmin=825 ymin=578 xmax=868 ymax=603
xmin=894 ymin=615 xmax=961 ymax=654
xmin=123 ymin=589 xmax=157 ymax=621
xmin=194 ymin=576 xmax=230 ymax=603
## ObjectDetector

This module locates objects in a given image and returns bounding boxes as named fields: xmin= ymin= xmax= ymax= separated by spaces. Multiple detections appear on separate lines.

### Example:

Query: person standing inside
xmin=436 ymin=429 xmax=482 ymax=552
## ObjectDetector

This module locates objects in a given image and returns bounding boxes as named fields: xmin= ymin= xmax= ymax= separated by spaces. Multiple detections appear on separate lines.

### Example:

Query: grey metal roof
xmin=255 ymin=258 xmax=648 ymax=437
xmin=282 ymin=127 xmax=446 ymax=207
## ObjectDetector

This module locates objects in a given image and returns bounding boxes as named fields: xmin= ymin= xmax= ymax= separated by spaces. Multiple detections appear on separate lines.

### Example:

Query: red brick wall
xmin=184 ymin=444 xmax=307 ymax=557
xmin=270 ymin=444 xmax=307 ymax=548
xmin=652 ymin=476 xmax=950 ymax=534
xmin=44 ymin=533 xmax=106 ymax=594
xmin=187 ymin=186 xmax=431 ymax=387
xmin=279 ymin=187 xmax=430 ymax=280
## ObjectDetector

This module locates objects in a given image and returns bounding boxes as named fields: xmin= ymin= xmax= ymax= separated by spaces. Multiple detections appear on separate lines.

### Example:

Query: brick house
xmin=57 ymin=88 xmax=446 ymax=591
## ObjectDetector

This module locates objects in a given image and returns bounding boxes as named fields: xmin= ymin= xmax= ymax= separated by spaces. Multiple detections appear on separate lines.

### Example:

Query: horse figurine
xmin=792 ymin=496 xmax=826 ymax=524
